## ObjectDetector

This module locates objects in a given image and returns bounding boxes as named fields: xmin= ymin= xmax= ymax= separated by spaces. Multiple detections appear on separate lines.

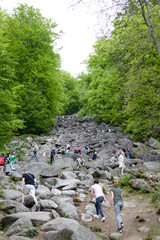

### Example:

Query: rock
xmin=24 ymin=195 xmax=35 ymax=208
xmin=36 ymin=185 xmax=52 ymax=199
xmin=41 ymin=217 xmax=100 ymax=240
xmin=2 ymin=190 xmax=21 ymax=200
xmin=147 ymin=138 xmax=160 ymax=149
xmin=109 ymin=232 xmax=122 ymax=239
xmin=0 ymin=200 xmax=28 ymax=214
xmin=85 ymin=203 xmax=96 ymax=215
xmin=137 ymin=226 xmax=151 ymax=233
xmin=51 ymin=188 xmax=61 ymax=196
xmin=2 ymin=212 xmax=52 ymax=228
xmin=129 ymin=179 xmax=152 ymax=192
xmin=39 ymin=200 xmax=58 ymax=210
xmin=9 ymin=236 xmax=31 ymax=240
xmin=81 ymin=213 xmax=92 ymax=222
xmin=143 ymin=162 xmax=160 ymax=172
xmin=61 ymin=190 xmax=76 ymax=196
xmin=58 ymin=201 xmax=78 ymax=220
xmin=5 ymin=218 xmax=33 ymax=236
xmin=55 ymin=178 xmax=80 ymax=190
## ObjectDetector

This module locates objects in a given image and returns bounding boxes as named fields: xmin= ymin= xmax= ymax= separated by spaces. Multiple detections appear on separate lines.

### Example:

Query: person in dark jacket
xmin=50 ymin=149 xmax=56 ymax=164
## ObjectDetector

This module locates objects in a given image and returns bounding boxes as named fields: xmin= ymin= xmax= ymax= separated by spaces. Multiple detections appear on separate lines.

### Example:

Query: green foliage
xmin=26 ymin=228 xmax=38 ymax=238
xmin=102 ymin=186 xmax=107 ymax=194
xmin=150 ymin=184 xmax=160 ymax=207
xmin=58 ymin=71 xmax=81 ymax=114
xmin=118 ymin=174 xmax=131 ymax=187
xmin=78 ymin=2 xmax=160 ymax=141
xmin=0 ymin=189 xmax=3 ymax=197
xmin=146 ymin=224 xmax=160 ymax=240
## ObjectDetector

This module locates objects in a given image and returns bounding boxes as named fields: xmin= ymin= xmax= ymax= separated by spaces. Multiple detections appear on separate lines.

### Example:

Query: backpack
xmin=0 ymin=157 xmax=4 ymax=165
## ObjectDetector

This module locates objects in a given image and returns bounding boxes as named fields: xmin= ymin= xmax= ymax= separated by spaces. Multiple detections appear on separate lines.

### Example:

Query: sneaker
xmin=20 ymin=202 xmax=24 ymax=205
xmin=101 ymin=217 xmax=105 ymax=222
xmin=35 ymin=204 xmax=39 ymax=211
xmin=93 ymin=214 xmax=99 ymax=218
xmin=121 ymin=222 xmax=124 ymax=228
xmin=116 ymin=228 xmax=122 ymax=233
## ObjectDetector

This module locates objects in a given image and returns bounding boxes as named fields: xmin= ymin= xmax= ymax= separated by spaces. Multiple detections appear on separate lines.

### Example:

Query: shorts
xmin=23 ymin=184 xmax=35 ymax=197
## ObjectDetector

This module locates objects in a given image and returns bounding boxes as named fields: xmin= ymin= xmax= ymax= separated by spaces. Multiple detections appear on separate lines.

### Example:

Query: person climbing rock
xmin=108 ymin=180 xmax=124 ymax=233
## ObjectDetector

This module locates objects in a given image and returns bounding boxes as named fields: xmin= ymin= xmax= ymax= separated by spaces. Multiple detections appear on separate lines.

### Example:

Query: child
xmin=5 ymin=159 xmax=13 ymax=176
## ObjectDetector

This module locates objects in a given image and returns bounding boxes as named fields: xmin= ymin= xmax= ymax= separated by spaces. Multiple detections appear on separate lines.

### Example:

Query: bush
xmin=150 ymin=184 xmax=160 ymax=207
xmin=118 ymin=174 xmax=131 ymax=187
xmin=26 ymin=228 xmax=38 ymax=238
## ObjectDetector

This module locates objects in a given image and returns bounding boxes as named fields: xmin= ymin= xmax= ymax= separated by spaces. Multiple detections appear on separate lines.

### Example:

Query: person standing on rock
xmin=76 ymin=156 xmax=85 ymax=170
xmin=118 ymin=151 xmax=126 ymax=175
xmin=91 ymin=179 xmax=106 ymax=222
xmin=50 ymin=149 xmax=56 ymax=164
xmin=33 ymin=148 xmax=38 ymax=160
xmin=21 ymin=169 xmax=39 ymax=211
xmin=108 ymin=180 xmax=124 ymax=233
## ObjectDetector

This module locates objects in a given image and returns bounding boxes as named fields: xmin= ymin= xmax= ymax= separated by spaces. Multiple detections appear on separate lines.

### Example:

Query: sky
xmin=0 ymin=0 xmax=98 ymax=77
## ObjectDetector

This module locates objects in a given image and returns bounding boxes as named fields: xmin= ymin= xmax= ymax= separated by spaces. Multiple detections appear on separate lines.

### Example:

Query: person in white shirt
xmin=91 ymin=179 xmax=106 ymax=222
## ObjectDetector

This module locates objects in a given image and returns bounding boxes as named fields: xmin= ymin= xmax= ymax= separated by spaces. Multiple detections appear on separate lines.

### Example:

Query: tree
xmin=4 ymin=4 xmax=62 ymax=133
xmin=59 ymin=71 xmax=81 ymax=115
xmin=0 ymin=9 xmax=23 ymax=147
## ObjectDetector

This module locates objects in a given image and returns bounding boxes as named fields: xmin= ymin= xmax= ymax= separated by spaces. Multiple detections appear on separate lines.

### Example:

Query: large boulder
xmin=41 ymin=217 xmax=100 ymax=240
xmin=129 ymin=179 xmax=152 ymax=192
xmin=0 ymin=200 xmax=28 ymax=214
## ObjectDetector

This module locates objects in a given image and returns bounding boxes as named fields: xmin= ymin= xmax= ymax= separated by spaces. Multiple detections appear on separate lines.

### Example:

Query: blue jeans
xmin=114 ymin=201 xmax=123 ymax=229
xmin=95 ymin=196 xmax=104 ymax=217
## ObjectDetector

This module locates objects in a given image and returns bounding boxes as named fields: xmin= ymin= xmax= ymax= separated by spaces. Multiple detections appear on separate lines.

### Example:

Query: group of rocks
xmin=0 ymin=114 xmax=160 ymax=240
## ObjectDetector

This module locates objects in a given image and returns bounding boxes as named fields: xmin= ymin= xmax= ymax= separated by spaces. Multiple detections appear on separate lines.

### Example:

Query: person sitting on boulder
xmin=57 ymin=148 xmax=62 ymax=154
xmin=110 ymin=153 xmax=117 ymax=163
xmin=76 ymin=156 xmax=85 ymax=170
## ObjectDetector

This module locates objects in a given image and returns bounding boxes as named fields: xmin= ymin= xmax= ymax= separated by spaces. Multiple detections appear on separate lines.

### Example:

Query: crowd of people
xmin=0 ymin=153 xmax=16 ymax=177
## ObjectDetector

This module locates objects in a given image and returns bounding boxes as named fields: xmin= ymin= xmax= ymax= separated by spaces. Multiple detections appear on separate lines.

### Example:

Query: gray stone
xmin=36 ymin=185 xmax=52 ymax=199
xmin=143 ymin=162 xmax=160 ymax=171
xmin=2 ymin=212 xmax=52 ymax=228
xmin=5 ymin=218 xmax=33 ymax=236
xmin=137 ymin=226 xmax=151 ymax=233
xmin=147 ymin=138 xmax=160 ymax=149
xmin=129 ymin=179 xmax=152 ymax=192
xmin=40 ymin=200 xmax=58 ymax=210
xmin=61 ymin=190 xmax=76 ymax=196
xmin=81 ymin=213 xmax=92 ymax=222
xmin=62 ymin=171 xmax=76 ymax=179
xmin=41 ymin=217 xmax=100 ymax=240
xmin=0 ymin=200 xmax=28 ymax=214
xmin=51 ymin=188 xmax=61 ymax=196
xmin=58 ymin=201 xmax=78 ymax=220
xmin=85 ymin=203 xmax=96 ymax=215
xmin=109 ymin=232 xmax=122 ymax=239
xmin=2 ymin=190 xmax=21 ymax=200
xmin=9 ymin=236 xmax=30 ymax=240
xmin=55 ymin=178 xmax=80 ymax=190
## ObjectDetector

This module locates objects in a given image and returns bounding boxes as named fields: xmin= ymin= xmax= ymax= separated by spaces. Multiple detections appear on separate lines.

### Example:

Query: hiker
xmin=42 ymin=150 xmax=46 ymax=161
xmin=92 ymin=150 xmax=97 ymax=160
xmin=21 ymin=169 xmax=39 ymax=211
xmin=33 ymin=148 xmax=38 ymax=160
xmin=0 ymin=154 xmax=5 ymax=177
xmin=74 ymin=146 xmax=78 ymax=154
xmin=8 ymin=154 xmax=16 ymax=169
xmin=108 ymin=180 xmax=124 ymax=233
xmin=118 ymin=151 xmax=126 ymax=175
xmin=50 ymin=149 xmax=56 ymax=164
xmin=5 ymin=158 xmax=13 ymax=176
xmin=57 ymin=148 xmax=62 ymax=154
xmin=76 ymin=156 xmax=85 ymax=170
xmin=126 ymin=148 xmax=130 ymax=159
xmin=91 ymin=179 xmax=106 ymax=222
xmin=110 ymin=153 xmax=117 ymax=163
xmin=66 ymin=143 xmax=70 ymax=150
xmin=78 ymin=147 xmax=81 ymax=154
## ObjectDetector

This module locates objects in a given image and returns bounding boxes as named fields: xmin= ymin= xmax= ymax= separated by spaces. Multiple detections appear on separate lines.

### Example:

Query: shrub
xmin=118 ymin=174 xmax=131 ymax=187
xmin=26 ymin=228 xmax=38 ymax=238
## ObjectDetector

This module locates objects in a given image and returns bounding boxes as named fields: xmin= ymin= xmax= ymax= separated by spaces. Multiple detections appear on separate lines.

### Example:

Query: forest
xmin=0 ymin=0 xmax=160 ymax=148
